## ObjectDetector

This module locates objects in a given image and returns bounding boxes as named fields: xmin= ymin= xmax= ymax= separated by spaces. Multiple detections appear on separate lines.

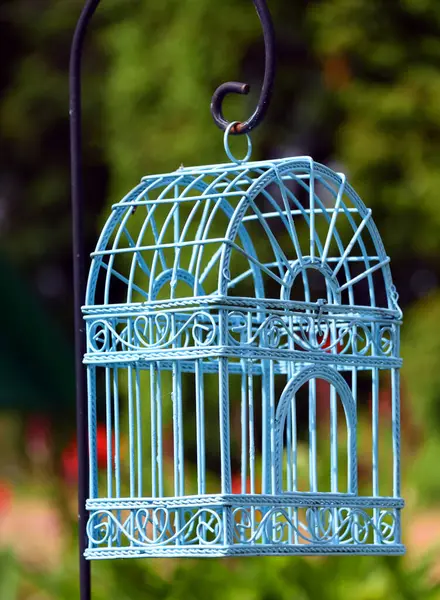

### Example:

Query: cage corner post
xmin=69 ymin=1 xmax=101 ymax=599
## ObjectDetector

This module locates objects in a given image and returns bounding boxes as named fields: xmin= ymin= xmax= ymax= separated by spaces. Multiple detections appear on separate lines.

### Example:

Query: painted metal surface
xmin=83 ymin=136 xmax=403 ymax=558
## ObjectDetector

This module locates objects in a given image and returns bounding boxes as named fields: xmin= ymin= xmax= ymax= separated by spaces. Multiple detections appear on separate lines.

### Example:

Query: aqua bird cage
xmin=70 ymin=0 xmax=404 ymax=577
xmin=83 ymin=150 xmax=404 ymax=558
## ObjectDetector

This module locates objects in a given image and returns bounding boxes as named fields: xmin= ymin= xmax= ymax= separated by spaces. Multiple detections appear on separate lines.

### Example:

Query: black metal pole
xmin=69 ymin=2 xmax=101 ymax=599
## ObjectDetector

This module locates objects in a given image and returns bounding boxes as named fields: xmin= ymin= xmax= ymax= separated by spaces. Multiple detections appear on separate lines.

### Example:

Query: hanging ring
xmin=211 ymin=0 xmax=276 ymax=135
xmin=224 ymin=122 xmax=252 ymax=164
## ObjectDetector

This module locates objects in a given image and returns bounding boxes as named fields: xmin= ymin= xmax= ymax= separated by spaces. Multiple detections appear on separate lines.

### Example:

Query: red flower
xmin=96 ymin=425 xmax=113 ymax=467
xmin=231 ymin=473 xmax=258 ymax=494
xmin=61 ymin=440 xmax=78 ymax=484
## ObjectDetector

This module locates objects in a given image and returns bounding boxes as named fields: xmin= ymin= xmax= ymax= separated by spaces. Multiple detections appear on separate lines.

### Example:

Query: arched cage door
xmin=275 ymin=366 xmax=357 ymax=495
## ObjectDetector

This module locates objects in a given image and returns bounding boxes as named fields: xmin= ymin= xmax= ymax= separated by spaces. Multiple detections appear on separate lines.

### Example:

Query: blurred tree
xmin=309 ymin=0 xmax=440 ymax=504
xmin=310 ymin=0 xmax=440 ymax=274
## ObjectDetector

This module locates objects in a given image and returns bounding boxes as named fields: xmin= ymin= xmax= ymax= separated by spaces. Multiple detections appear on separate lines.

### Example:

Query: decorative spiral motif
xmin=87 ymin=308 xmax=397 ymax=359
xmin=89 ymin=320 xmax=111 ymax=352
xmin=232 ymin=506 xmax=397 ymax=546
xmin=87 ymin=311 xmax=218 ymax=352
xmin=87 ymin=507 xmax=223 ymax=548
xmin=225 ymin=310 xmax=396 ymax=357
xmin=378 ymin=326 xmax=394 ymax=356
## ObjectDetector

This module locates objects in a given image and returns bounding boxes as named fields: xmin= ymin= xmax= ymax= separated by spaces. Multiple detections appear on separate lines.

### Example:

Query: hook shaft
xmin=210 ymin=0 xmax=276 ymax=135
xmin=69 ymin=1 xmax=101 ymax=599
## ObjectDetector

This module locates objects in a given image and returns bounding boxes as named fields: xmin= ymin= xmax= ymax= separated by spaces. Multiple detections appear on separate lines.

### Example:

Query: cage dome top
xmin=85 ymin=155 xmax=400 ymax=320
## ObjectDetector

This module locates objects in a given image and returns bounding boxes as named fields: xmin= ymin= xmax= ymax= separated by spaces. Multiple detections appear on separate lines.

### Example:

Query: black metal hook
xmin=69 ymin=2 xmax=101 ymax=600
xmin=210 ymin=0 xmax=276 ymax=135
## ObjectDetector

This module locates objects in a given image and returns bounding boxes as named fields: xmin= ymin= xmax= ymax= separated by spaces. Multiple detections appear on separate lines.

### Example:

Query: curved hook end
xmin=210 ymin=81 xmax=250 ymax=134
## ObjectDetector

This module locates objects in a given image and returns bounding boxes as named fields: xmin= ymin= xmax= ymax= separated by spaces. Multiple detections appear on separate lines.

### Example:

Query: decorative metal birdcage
xmin=70 ymin=0 xmax=403 ymax=583
xmin=83 ymin=128 xmax=403 ymax=557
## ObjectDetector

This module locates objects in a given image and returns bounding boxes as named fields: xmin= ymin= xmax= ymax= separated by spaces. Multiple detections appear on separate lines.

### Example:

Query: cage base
xmin=85 ymin=544 xmax=405 ymax=559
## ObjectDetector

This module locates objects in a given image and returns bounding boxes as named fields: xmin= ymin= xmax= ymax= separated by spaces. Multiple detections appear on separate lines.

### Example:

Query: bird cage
xmin=83 ymin=150 xmax=404 ymax=558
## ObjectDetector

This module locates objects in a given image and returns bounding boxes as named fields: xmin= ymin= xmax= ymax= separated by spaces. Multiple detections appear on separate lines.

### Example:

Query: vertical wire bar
xmin=219 ymin=356 xmax=232 ymax=493
xmin=195 ymin=359 xmax=206 ymax=495
xmin=170 ymin=304 xmax=184 ymax=542
xmin=248 ymin=362 xmax=256 ymax=538
xmin=104 ymin=366 xmax=113 ymax=551
xmin=219 ymin=354 xmax=232 ymax=546
xmin=261 ymin=358 xmax=271 ymax=495
xmin=351 ymin=368 xmax=358 ymax=408
xmin=219 ymin=309 xmax=232 ymax=546
xmin=87 ymin=367 xmax=98 ymax=500
xmin=247 ymin=313 xmax=255 ymax=497
xmin=113 ymin=368 xmax=121 ymax=497
xmin=330 ymin=327 xmax=338 ymax=493
xmin=288 ymin=315 xmax=298 ymax=544
xmin=105 ymin=367 xmax=113 ymax=499
xmin=126 ymin=321 xmax=135 ymax=546
xmin=286 ymin=401 xmax=292 ymax=493
xmin=171 ymin=179 xmax=183 ymax=502
xmin=239 ymin=352 xmax=248 ymax=544
xmin=248 ymin=312 xmax=256 ymax=538
xmin=309 ymin=378 xmax=317 ymax=492
xmin=391 ymin=366 xmax=401 ymax=544
xmin=260 ymin=314 xmax=271 ymax=545
xmin=330 ymin=383 xmax=338 ymax=541
xmin=329 ymin=317 xmax=339 ymax=542
xmin=309 ymin=376 xmax=319 ymax=540
xmin=372 ymin=365 xmax=379 ymax=544
xmin=86 ymin=366 xmax=97 ymax=557
xmin=240 ymin=351 xmax=248 ymax=494
xmin=291 ymin=393 xmax=299 ymax=544
xmin=112 ymin=367 xmax=121 ymax=546
xmin=128 ymin=366 xmax=135 ymax=498
xmin=195 ymin=358 xmax=206 ymax=544
xmin=351 ymin=367 xmax=358 ymax=464
xmin=150 ymin=363 xmax=157 ymax=498
xmin=286 ymin=389 xmax=292 ymax=544
xmin=156 ymin=364 xmax=164 ymax=497
xmin=135 ymin=367 xmax=143 ymax=497
xmin=269 ymin=360 xmax=276 ymax=495
xmin=171 ymin=356 xmax=181 ymax=545
xmin=351 ymin=366 xmax=359 ymax=543
xmin=177 ymin=362 xmax=184 ymax=496
xmin=149 ymin=362 xmax=157 ymax=541
xmin=269 ymin=360 xmax=276 ymax=542
xmin=391 ymin=367 xmax=400 ymax=498
xmin=172 ymin=359 xmax=180 ymax=495
xmin=260 ymin=300 xmax=271 ymax=500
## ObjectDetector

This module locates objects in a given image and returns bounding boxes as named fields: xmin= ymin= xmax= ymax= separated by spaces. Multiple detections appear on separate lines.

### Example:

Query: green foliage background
xmin=1 ymin=0 xmax=440 ymax=598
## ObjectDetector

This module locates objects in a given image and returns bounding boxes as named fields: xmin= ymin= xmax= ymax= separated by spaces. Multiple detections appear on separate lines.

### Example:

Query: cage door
xmin=274 ymin=365 xmax=357 ymax=495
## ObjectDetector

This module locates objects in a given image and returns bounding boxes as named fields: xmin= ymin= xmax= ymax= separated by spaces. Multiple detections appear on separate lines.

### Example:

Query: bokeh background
xmin=1 ymin=0 xmax=440 ymax=598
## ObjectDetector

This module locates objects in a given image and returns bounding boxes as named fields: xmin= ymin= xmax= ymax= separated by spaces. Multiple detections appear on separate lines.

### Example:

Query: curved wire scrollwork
xmin=233 ymin=507 xmax=397 ymax=546
xmin=87 ymin=508 xmax=223 ymax=547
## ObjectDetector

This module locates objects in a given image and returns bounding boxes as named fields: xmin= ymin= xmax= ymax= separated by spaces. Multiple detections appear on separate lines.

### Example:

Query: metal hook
xmin=69 ymin=2 xmax=100 ymax=600
xmin=210 ymin=0 xmax=276 ymax=135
